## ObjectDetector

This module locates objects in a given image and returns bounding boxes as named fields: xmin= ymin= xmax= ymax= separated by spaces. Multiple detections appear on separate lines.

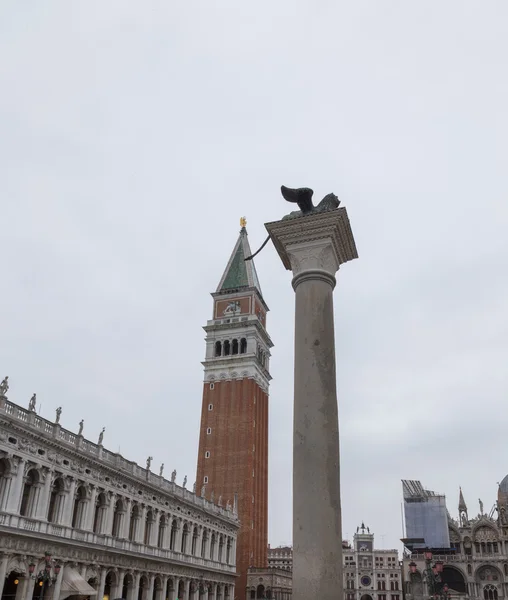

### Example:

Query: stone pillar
xmin=51 ymin=562 xmax=65 ymax=600
xmin=265 ymin=205 xmax=358 ymax=600
xmin=148 ymin=575 xmax=155 ymax=600
xmin=0 ymin=555 xmax=9 ymax=598
xmin=35 ymin=468 xmax=53 ymax=520
xmin=113 ymin=570 xmax=126 ymax=599
xmin=104 ymin=492 xmax=117 ymax=535
xmin=62 ymin=477 xmax=77 ymax=526
xmin=96 ymin=568 xmax=108 ymax=600
xmin=85 ymin=485 xmax=98 ymax=531
xmin=122 ymin=498 xmax=132 ymax=539
xmin=6 ymin=457 xmax=26 ymax=513
xmin=184 ymin=580 xmax=190 ymax=600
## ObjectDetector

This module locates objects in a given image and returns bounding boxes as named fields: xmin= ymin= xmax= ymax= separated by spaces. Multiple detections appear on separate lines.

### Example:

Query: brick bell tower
xmin=196 ymin=219 xmax=273 ymax=598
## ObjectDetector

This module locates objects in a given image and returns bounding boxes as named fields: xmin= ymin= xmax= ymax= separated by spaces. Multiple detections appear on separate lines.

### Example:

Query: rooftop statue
xmin=0 ymin=376 xmax=8 ymax=397
xmin=245 ymin=186 xmax=341 ymax=262
xmin=281 ymin=185 xmax=340 ymax=220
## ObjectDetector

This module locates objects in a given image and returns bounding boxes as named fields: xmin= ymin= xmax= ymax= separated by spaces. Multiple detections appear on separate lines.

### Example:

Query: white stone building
xmin=344 ymin=524 xmax=401 ymax=600
xmin=403 ymin=486 xmax=508 ymax=600
xmin=0 ymin=388 xmax=239 ymax=600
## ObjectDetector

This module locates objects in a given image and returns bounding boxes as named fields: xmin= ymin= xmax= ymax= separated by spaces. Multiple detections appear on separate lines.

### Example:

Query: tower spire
xmin=216 ymin=225 xmax=263 ymax=297
xmin=459 ymin=486 xmax=467 ymax=512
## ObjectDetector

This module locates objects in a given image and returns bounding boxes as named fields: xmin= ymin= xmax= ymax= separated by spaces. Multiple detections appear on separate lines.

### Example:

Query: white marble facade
xmin=0 ymin=393 xmax=238 ymax=600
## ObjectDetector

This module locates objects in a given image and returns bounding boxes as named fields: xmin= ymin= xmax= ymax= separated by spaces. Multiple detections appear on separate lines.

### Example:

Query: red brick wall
xmin=196 ymin=378 xmax=268 ymax=598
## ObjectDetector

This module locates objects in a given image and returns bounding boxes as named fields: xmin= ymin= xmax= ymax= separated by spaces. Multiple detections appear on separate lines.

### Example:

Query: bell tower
xmin=196 ymin=220 xmax=272 ymax=597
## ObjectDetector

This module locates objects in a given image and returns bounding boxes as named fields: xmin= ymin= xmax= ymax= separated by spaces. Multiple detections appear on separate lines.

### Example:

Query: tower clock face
xmin=361 ymin=576 xmax=371 ymax=587
xmin=360 ymin=544 xmax=368 ymax=552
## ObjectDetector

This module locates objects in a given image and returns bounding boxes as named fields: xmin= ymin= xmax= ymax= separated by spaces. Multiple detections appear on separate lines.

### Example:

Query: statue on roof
xmin=28 ymin=394 xmax=37 ymax=412
xmin=146 ymin=456 xmax=152 ymax=471
xmin=281 ymin=186 xmax=340 ymax=220
xmin=171 ymin=469 xmax=176 ymax=483
xmin=98 ymin=427 xmax=105 ymax=445
xmin=78 ymin=420 xmax=84 ymax=435
xmin=55 ymin=407 xmax=62 ymax=424
xmin=159 ymin=463 xmax=164 ymax=477
xmin=0 ymin=376 xmax=9 ymax=397
xmin=183 ymin=475 xmax=187 ymax=488
xmin=479 ymin=498 xmax=484 ymax=515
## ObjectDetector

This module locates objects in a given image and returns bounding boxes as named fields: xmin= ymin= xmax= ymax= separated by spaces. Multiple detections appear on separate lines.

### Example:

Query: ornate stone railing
xmin=0 ymin=397 xmax=238 ymax=523
xmin=0 ymin=512 xmax=236 ymax=573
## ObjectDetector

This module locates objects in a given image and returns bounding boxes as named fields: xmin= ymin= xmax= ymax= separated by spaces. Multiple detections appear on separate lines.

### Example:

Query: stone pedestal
xmin=265 ymin=207 xmax=358 ymax=600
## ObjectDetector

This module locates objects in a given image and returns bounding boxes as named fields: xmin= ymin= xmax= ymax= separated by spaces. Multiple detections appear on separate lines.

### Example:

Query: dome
xmin=498 ymin=475 xmax=508 ymax=503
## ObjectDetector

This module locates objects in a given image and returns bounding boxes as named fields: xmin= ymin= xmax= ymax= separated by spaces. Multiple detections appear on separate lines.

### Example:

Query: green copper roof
xmin=220 ymin=242 xmax=248 ymax=290
xmin=216 ymin=228 xmax=263 ymax=296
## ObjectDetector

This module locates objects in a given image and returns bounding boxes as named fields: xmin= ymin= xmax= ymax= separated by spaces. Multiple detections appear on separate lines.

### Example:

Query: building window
xmin=391 ymin=595 xmax=400 ymax=600
xmin=210 ymin=382 xmax=215 ymax=390
xmin=207 ymin=428 xmax=212 ymax=435
xmin=208 ymin=404 xmax=213 ymax=411
xmin=205 ymin=451 xmax=210 ymax=459
xmin=204 ymin=476 xmax=208 ymax=484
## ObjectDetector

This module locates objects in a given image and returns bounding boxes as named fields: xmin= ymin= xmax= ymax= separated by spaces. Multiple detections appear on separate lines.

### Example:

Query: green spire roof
xmin=216 ymin=227 xmax=263 ymax=296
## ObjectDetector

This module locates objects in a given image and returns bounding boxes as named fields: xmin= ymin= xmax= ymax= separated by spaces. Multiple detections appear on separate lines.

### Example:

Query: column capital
xmin=265 ymin=207 xmax=358 ymax=286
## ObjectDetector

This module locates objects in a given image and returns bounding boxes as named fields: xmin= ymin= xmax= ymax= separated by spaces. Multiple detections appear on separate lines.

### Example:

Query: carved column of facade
xmin=212 ymin=583 xmax=218 ymax=600
xmin=0 ymin=555 xmax=9 ymax=598
xmin=184 ymin=579 xmax=191 ymax=600
xmin=162 ymin=513 xmax=171 ymax=550
xmin=35 ymin=467 xmax=53 ymax=520
xmin=175 ymin=519 xmax=183 ymax=553
xmin=104 ymin=492 xmax=117 ymax=535
xmin=230 ymin=537 xmax=236 ymax=566
xmin=121 ymin=498 xmax=132 ymax=539
xmin=147 ymin=574 xmax=155 ymax=600
xmin=265 ymin=207 xmax=358 ymax=600
xmin=21 ymin=573 xmax=35 ymax=600
xmin=137 ymin=504 xmax=147 ymax=544
xmin=0 ymin=468 xmax=13 ymax=511
xmin=196 ymin=525 xmax=204 ymax=558
xmin=149 ymin=509 xmax=158 ymax=547
xmin=62 ymin=477 xmax=77 ymax=526
xmin=6 ymin=457 xmax=26 ymax=513
xmin=96 ymin=567 xmax=108 ymax=600
xmin=113 ymin=569 xmax=126 ymax=599
xmin=132 ymin=573 xmax=142 ymax=600
xmin=51 ymin=561 xmax=65 ymax=600
xmin=85 ymin=484 xmax=98 ymax=531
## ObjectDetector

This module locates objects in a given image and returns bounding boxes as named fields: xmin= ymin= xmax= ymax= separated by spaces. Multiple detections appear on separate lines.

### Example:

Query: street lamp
xmin=422 ymin=549 xmax=450 ymax=600
xmin=29 ymin=553 xmax=61 ymax=586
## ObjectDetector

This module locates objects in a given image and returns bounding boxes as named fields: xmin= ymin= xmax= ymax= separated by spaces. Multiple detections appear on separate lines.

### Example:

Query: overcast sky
xmin=1 ymin=2 xmax=508 ymax=553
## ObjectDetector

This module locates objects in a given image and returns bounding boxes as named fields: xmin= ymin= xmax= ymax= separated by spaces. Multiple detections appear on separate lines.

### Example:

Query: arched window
xmin=191 ymin=526 xmax=198 ymax=555
xmin=210 ymin=533 xmax=216 ymax=560
xmin=170 ymin=519 xmax=178 ymax=551
xmin=218 ymin=535 xmax=224 ymax=562
xmin=484 ymin=585 xmax=498 ymax=600
xmin=232 ymin=339 xmax=239 ymax=355
xmin=181 ymin=523 xmax=189 ymax=553
xmin=226 ymin=538 xmax=231 ymax=563
xmin=129 ymin=504 xmax=140 ymax=541
xmin=144 ymin=509 xmax=154 ymax=545
xmin=223 ymin=340 xmax=231 ymax=356
xmin=93 ymin=492 xmax=108 ymax=534
xmin=0 ymin=458 xmax=11 ymax=511
xmin=20 ymin=468 xmax=40 ymax=517
xmin=112 ymin=498 xmax=124 ymax=537
xmin=201 ymin=529 xmax=208 ymax=558
xmin=123 ymin=573 xmax=134 ymax=600
xmin=47 ymin=477 xmax=65 ymax=523
xmin=240 ymin=338 xmax=247 ymax=354
xmin=138 ymin=576 xmax=148 ymax=600
xmin=214 ymin=341 xmax=222 ymax=357
xmin=158 ymin=514 xmax=166 ymax=548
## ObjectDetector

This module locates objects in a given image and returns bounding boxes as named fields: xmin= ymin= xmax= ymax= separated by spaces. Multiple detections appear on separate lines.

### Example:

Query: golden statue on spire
xmin=240 ymin=216 xmax=247 ymax=228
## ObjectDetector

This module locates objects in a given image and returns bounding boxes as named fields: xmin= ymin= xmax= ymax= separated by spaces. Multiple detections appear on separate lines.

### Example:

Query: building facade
xmin=0 ymin=389 xmax=238 ymax=600
xmin=247 ymin=527 xmax=400 ymax=600
xmin=403 ymin=483 xmax=508 ymax=600
xmin=196 ymin=224 xmax=273 ymax=598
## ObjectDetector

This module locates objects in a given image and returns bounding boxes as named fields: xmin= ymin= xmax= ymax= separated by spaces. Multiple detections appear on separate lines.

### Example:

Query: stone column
xmin=0 ymin=555 xmax=9 ymax=598
xmin=35 ymin=468 xmax=53 ymax=520
xmin=97 ymin=568 xmax=108 ymax=600
xmin=62 ymin=477 xmax=77 ymax=526
xmin=113 ymin=569 xmax=126 ymax=599
xmin=266 ymin=206 xmax=358 ymax=600
xmin=85 ymin=485 xmax=98 ymax=531
xmin=6 ymin=457 xmax=26 ymax=513
xmin=51 ymin=562 xmax=65 ymax=600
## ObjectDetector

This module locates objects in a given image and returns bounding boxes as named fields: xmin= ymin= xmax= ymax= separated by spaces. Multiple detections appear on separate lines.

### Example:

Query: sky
xmin=1 ymin=1 xmax=508 ymax=554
